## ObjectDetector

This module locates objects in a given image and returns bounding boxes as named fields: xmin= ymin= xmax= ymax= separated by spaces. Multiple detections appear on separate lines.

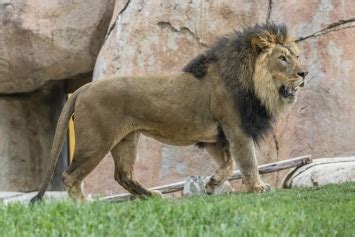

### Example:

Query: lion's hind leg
xmin=62 ymin=145 xmax=110 ymax=201
xmin=204 ymin=143 xmax=236 ymax=194
xmin=111 ymin=132 xmax=162 ymax=198
xmin=62 ymin=124 xmax=112 ymax=200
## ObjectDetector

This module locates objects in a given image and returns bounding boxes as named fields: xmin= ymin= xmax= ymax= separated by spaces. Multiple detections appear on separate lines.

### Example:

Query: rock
xmin=0 ymin=0 xmax=115 ymax=192
xmin=0 ymin=0 xmax=114 ymax=93
xmin=270 ymin=0 xmax=355 ymax=38
xmin=0 ymin=82 xmax=68 ymax=191
xmin=183 ymin=176 xmax=234 ymax=197
xmin=183 ymin=176 xmax=208 ymax=197
xmin=93 ymin=0 xmax=268 ymax=79
xmin=282 ymin=157 xmax=355 ymax=188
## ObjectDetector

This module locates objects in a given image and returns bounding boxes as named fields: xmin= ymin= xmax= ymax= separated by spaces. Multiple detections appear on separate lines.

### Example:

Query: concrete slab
xmin=1 ymin=191 xmax=68 ymax=205
xmin=0 ymin=192 xmax=24 ymax=200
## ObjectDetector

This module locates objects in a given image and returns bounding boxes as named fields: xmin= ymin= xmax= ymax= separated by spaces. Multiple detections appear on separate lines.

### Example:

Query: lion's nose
xmin=297 ymin=71 xmax=308 ymax=79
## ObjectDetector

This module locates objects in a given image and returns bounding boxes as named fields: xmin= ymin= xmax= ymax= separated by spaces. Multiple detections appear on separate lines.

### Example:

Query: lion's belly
xmin=141 ymin=123 xmax=218 ymax=146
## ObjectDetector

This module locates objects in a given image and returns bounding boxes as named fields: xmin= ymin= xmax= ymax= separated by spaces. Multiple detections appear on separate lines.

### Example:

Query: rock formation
xmin=282 ymin=157 xmax=355 ymax=188
xmin=0 ymin=0 xmax=114 ymax=191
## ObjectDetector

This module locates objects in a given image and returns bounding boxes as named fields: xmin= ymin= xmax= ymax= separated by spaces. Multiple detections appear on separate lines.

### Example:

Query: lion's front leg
xmin=224 ymin=129 xmax=272 ymax=193
xmin=204 ymin=143 xmax=236 ymax=194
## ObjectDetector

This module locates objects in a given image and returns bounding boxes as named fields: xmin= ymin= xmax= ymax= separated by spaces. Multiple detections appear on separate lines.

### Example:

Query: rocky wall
xmin=0 ymin=82 xmax=67 ymax=191
xmin=0 ymin=0 xmax=114 ymax=93
xmin=0 ymin=0 xmax=115 ymax=191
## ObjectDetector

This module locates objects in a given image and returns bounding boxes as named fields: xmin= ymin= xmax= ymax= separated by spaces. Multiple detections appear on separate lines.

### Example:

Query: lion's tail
xmin=30 ymin=84 xmax=88 ymax=204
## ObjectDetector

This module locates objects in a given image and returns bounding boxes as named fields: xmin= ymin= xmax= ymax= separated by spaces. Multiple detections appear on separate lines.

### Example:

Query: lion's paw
xmin=205 ymin=183 xmax=214 ymax=195
xmin=260 ymin=183 xmax=273 ymax=193
xmin=205 ymin=176 xmax=220 ymax=195
xmin=137 ymin=190 xmax=163 ymax=200
xmin=247 ymin=183 xmax=273 ymax=193
xmin=206 ymin=178 xmax=235 ymax=195
xmin=150 ymin=190 xmax=164 ymax=198
xmin=68 ymin=186 xmax=87 ymax=201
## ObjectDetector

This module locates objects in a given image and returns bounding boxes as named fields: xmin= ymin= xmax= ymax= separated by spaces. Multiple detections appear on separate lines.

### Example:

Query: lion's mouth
xmin=279 ymin=85 xmax=299 ymax=98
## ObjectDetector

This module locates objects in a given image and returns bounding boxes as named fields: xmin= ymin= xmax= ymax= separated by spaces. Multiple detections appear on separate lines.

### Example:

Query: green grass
xmin=1 ymin=183 xmax=354 ymax=237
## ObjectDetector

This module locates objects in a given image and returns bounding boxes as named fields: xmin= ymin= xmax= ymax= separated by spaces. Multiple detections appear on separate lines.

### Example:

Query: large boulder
xmin=0 ymin=0 xmax=114 ymax=191
xmin=0 ymin=82 xmax=68 ymax=191
xmin=85 ymin=0 xmax=355 ymax=196
xmin=282 ymin=157 xmax=355 ymax=188
xmin=0 ymin=0 xmax=114 ymax=93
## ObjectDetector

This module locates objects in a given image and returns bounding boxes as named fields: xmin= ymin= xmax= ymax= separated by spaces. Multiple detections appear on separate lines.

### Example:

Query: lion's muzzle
xmin=279 ymin=85 xmax=298 ymax=98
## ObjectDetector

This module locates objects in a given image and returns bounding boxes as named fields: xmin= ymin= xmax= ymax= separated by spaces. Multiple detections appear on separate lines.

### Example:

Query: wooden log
xmin=101 ymin=155 xmax=312 ymax=202
xmin=229 ymin=155 xmax=312 ymax=181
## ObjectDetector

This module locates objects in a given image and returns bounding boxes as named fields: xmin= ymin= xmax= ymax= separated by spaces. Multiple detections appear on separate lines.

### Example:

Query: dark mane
xmin=183 ymin=23 xmax=289 ymax=142
xmin=182 ymin=54 xmax=217 ymax=79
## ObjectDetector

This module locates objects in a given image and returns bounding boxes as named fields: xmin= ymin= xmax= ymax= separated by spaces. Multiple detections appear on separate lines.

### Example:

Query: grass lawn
xmin=0 ymin=182 xmax=354 ymax=237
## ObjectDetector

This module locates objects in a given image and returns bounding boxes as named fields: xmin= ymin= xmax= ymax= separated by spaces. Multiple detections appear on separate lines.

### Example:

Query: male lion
xmin=31 ymin=23 xmax=307 ymax=202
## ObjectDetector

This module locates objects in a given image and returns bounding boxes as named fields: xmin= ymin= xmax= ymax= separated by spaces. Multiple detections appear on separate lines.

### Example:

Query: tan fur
xmin=32 ymin=25 xmax=307 ymax=202
xmin=253 ymin=35 xmax=305 ymax=116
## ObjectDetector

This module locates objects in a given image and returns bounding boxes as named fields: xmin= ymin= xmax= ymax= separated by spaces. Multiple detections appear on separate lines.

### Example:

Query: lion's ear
xmin=251 ymin=34 xmax=274 ymax=53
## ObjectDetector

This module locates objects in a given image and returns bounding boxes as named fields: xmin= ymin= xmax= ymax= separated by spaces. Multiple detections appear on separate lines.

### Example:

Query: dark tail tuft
xmin=30 ymin=193 xmax=43 ymax=205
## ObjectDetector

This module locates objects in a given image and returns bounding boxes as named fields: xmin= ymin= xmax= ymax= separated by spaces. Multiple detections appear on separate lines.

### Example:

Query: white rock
xmin=282 ymin=157 xmax=355 ymax=188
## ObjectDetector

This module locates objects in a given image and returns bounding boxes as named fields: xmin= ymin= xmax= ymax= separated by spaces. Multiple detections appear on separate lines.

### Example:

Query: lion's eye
xmin=279 ymin=56 xmax=287 ymax=62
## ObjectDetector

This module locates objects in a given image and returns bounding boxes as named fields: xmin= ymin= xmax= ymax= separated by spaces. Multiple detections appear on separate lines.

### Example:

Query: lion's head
xmin=185 ymin=23 xmax=307 ymax=114
xmin=251 ymin=25 xmax=308 ymax=113
xmin=183 ymin=23 xmax=308 ymax=141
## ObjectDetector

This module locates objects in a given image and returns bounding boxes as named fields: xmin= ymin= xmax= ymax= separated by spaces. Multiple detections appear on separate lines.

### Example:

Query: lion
xmin=31 ymin=23 xmax=307 ymax=202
